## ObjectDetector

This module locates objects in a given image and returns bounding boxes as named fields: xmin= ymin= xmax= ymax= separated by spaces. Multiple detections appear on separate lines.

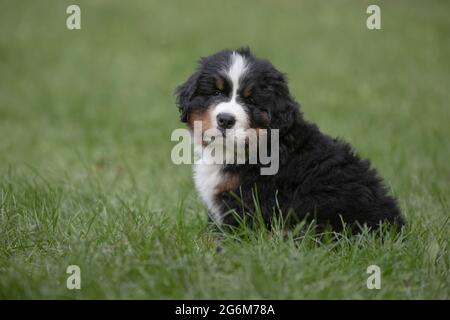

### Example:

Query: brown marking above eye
xmin=243 ymin=85 xmax=252 ymax=98
xmin=215 ymin=78 xmax=224 ymax=91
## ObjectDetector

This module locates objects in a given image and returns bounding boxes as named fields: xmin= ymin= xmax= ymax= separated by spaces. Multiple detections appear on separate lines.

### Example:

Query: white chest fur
xmin=193 ymin=159 xmax=224 ymax=224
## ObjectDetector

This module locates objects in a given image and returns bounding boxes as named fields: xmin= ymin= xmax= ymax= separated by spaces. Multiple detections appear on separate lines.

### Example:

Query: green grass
xmin=0 ymin=0 xmax=449 ymax=299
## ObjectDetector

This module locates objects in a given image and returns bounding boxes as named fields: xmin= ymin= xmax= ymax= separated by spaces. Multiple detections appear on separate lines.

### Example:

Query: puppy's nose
xmin=216 ymin=113 xmax=236 ymax=129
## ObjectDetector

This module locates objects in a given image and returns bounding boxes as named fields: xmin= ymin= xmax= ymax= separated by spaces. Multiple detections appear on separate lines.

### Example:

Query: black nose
xmin=216 ymin=113 xmax=236 ymax=129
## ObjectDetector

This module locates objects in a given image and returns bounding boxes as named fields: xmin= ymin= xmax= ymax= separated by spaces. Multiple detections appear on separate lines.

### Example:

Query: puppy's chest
xmin=193 ymin=162 xmax=240 ymax=221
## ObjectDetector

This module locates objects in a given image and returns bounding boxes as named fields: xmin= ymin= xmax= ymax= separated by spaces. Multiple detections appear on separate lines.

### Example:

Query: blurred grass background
xmin=0 ymin=0 xmax=449 ymax=299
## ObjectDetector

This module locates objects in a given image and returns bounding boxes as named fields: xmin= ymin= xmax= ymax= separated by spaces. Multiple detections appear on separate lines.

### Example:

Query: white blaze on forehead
xmin=211 ymin=52 xmax=249 ymax=131
xmin=227 ymin=52 xmax=248 ymax=100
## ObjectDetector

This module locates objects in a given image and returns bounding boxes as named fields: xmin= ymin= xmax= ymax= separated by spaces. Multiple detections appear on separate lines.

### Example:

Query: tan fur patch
xmin=243 ymin=85 xmax=252 ymax=98
xmin=215 ymin=173 xmax=240 ymax=194
xmin=187 ymin=108 xmax=213 ymax=132
xmin=251 ymin=111 xmax=271 ymax=136
xmin=215 ymin=78 xmax=224 ymax=91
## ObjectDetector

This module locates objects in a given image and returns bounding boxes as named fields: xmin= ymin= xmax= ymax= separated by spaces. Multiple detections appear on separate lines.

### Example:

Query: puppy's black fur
xmin=176 ymin=48 xmax=405 ymax=232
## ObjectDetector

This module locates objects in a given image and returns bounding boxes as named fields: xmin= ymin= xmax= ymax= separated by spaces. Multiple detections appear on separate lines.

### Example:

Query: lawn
xmin=0 ymin=0 xmax=449 ymax=299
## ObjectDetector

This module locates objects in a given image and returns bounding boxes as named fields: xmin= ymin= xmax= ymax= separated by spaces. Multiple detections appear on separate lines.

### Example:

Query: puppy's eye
xmin=213 ymin=90 xmax=222 ymax=96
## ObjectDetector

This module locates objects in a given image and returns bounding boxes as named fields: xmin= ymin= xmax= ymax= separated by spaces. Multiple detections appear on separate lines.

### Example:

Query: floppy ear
xmin=175 ymin=71 xmax=200 ymax=122
xmin=269 ymin=73 xmax=300 ymax=132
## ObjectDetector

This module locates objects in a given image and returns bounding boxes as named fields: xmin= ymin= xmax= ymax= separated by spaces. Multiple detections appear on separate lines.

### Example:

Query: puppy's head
xmin=175 ymin=47 xmax=298 ymax=145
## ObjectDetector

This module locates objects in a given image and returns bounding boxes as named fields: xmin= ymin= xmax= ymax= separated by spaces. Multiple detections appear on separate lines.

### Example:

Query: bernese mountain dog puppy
xmin=175 ymin=47 xmax=405 ymax=232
